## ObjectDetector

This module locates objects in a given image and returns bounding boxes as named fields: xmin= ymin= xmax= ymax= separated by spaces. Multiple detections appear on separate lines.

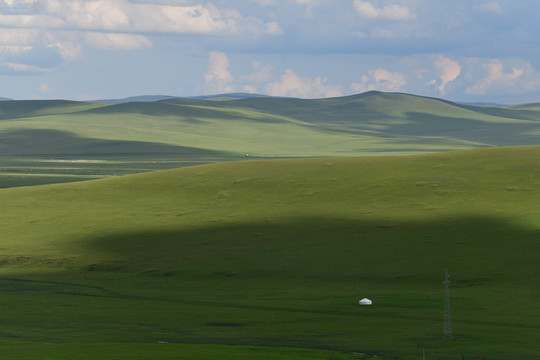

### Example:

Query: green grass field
xmin=0 ymin=146 xmax=539 ymax=359
xmin=3 ymin=91 xmax=540 ymax=187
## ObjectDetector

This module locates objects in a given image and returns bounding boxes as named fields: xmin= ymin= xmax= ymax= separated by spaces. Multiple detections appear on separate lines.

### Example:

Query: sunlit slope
xmin=0 ymin=98 xmax=475 ymax=157
xmin=505 ymin=102 xmax=540 ymax=111
xmin=215 ymin=92 xmax=540 ymax=145
xmin=3 ymin=92 xmax=540 ymax=159
xmin=3 ymin=146 xmax=539 ymax=274
xmin=1 ymin=146 xmax=539 ymax=359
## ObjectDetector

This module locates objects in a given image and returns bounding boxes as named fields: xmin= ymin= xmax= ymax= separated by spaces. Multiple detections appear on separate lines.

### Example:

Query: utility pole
xmin=443 ymin=268 xmax=453 ymax=340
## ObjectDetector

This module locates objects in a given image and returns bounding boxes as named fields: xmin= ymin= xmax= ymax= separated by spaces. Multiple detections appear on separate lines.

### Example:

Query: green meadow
xmin=0 ymin=146 xmax=539 ymax=359
xmin=2 ymin=92 xmax=540 ymax=187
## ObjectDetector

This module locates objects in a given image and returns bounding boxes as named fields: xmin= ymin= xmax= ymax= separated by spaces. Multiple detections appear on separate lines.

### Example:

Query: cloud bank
xmin=204 ymin=51 xmax=235 ymax=94
xmin=265 ymin=69 xmax=343 ymax=98
xmin=434 ymin=55 xmax=461 ymax=95
xmin=0 ymin=0 xmax=281 ymax=73
xmin=0 ymin=0 xmax=280 ymax=36
xmin=353 ymin=0 xmax=416 ymax=20
xmin=351 ymin=68 xmax=406 ymax=93
xmin=466 ymin=59 xmax=540 ymax=96
xmin=1 ymin=1 xmax=540 ymax=103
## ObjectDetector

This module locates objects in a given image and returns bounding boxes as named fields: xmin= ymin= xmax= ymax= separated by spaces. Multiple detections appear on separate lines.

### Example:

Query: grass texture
xmin=0 ymin=146 xmax=539 ymax=359
xmin=3 ymin=91 xmax=540 ymax=187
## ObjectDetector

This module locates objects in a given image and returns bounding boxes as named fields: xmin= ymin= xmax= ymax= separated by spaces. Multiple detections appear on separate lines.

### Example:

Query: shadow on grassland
xmin=385 ymin=112 xmax=540 ymax=146
xmin=1 ymin=215 xmax=538 ymax=359
xmin=70 ymin=214 xmax=540 ymax=356
xmin=79 ymin=215 xmax=539 ymax=288
xmin=0 ymin=100 xmax=88 ymax=120
xmin=81 ymin=101 xmax=293 ymax=124
xmin=0 ymin=129 xmax=223 ymax=158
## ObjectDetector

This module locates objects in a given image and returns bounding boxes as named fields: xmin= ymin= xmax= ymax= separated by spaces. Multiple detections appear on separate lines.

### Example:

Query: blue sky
xmin=1 ymin=0 xmax=540 ymax=103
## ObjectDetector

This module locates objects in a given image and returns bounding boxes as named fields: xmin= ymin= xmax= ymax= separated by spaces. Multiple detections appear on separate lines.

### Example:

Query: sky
xmin=1 ymin=0 xmax=540 ymax=104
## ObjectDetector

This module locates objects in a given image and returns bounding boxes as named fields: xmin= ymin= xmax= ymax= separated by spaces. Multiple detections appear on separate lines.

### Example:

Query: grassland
xmin=3 ymin=92 xmax=540 ymax=187
xmin=0 ymin=146 xmax=539 ymax=359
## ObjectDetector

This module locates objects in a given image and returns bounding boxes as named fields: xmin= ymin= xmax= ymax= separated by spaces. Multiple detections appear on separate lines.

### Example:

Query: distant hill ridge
xmin=95 ymin=91 xmax=535 ymax=108
xmin=1 ymin=91 xmax=540 ymax=160
xmin=96 ymin=92 xmax=272 ymax=104
xmin=95 ymin=95 xmax=177 ymax=104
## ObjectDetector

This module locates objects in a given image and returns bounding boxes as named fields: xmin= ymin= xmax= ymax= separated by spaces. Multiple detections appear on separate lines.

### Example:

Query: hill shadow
xmin=75 ymin=214 xmax=539 ymax=287
xmin=0 ymin=129 xmax=222 ymax=158
xmin=386 ymin=112 xmax=540 ymax=145
xmin=3 ymin=214 xmax=539 ymax=359
xmin=80 ymin=101 xmax=292 ymax=124
xmin=0 ymin=100 xmax=96 ymax=120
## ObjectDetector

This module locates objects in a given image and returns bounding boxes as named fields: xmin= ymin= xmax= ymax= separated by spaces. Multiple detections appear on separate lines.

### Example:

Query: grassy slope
xmin=0 ymin=100 xmax=104 ymax=120
xmin=194 ymin=92 xmax=540 ymax=145
xmin=0 ymin=101 xmax=242 ymax=187
xmin=0 ymin=146 xmax=539 ymax=359
xmin=505 ymin=102 xmax=540 ymax=111
xmin=3 ymin=91 xmax=540 ymax=187
xmin=4 ymin=92 xmax=540 ymax=159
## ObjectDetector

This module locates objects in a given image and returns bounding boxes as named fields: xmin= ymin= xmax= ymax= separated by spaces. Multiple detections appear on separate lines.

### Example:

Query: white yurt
xmin=358 ymin=298 xmax=373 ymax=305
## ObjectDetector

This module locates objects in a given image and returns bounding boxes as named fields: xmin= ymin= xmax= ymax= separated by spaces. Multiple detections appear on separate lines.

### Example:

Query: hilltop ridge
xmin=96 ymin=92 xmax=273 ymax=104
xmin=2 ymin=91 xmax=540 ymax=156
xmin=2 ymin=91 xmax=540 ymax=187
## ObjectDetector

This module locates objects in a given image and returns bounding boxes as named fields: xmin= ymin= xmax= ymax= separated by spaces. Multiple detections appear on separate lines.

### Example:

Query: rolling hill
xmin=3 ymin=91 xmax=540 ymax=159
xmin=97 ymin=95 xmax=178 ymax=104
xmin=0 ymin=146 xmax=539 ymax=359
xmin=2 ymin=91 xmax=540 ymax=187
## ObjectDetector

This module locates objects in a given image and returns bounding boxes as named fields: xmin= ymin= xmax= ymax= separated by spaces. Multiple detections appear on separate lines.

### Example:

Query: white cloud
xmin=465 ymin=59 xmax=540 ymax=95
xmin=204 ymin=51 xmax=236 ymax=94
xmin=0 ymin=45 xmax=32 ymax=55
xmin=242 ymin=60 xmax=272 ymax=84
xmin=128 ymin=1 xmax=193 ymax=4
xmin=0 ymin=1 xmax=279 ymax=37
xmin=39 ymin=83 xmax=54 ymax=94
xmin=0 ymin=13 xmax=65 ymax=28
xmin=47 ymin=41 xmax=81 ymax=62
xmin=203 ymin=54 xmax=347 ymax=98
xmin=1 ymin=62 xmax=51 ymax=73
xmin=294 ymin=0 xmax=320 ymax=16
xmin=86 ymin=32 xmax=153 ymax=50
xmin=434 ymin=55 xmax=461 ymax=95
xmin=265 ymin=69 xmax=343 ymax=98
xmin=0 ymin=28 xmax=81 ymax=72
xmin=265 ymin=21 xmax=283 ymax=35
xmin=351 ymin=68 xmax=406 ymax=92
xmin=0 ymin=28 xmax=39 ymax=45
xmin=353 ymin=0 xmax=416 ymax=20
xmin=252 ymin=0 xmax=276 ymax=6
xmin=3 ymin=0 xmax=39 ymax=6
xmin=473 ymin=2 xmax=504 ymax=13
xmin=415 ymin=68 xmax=428 ymax=79
xmin=295 ymin=0 xmax=318 ymax=5
xmin=0 ymin=1 xmax=281 ymax=75
xmin=355 ymin=31 xmax=367 ymax=38
xmin=241 ymin=84 xmax=258 ymax=93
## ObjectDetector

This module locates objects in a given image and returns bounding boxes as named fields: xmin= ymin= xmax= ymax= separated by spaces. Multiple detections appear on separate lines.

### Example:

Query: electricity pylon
xmin=443 ymin=268 xmax=453 ymax=340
